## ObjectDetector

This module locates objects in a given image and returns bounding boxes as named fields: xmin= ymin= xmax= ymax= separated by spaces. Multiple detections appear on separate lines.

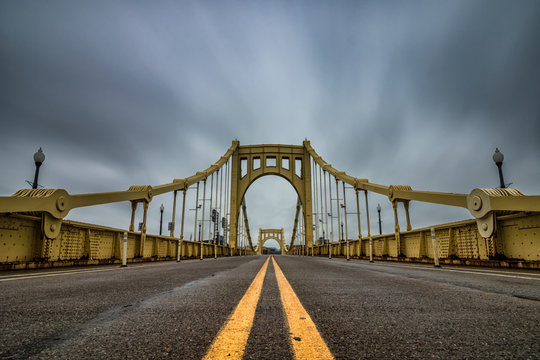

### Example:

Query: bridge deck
xmin=1 ymin=256 xmax=539 ymax=359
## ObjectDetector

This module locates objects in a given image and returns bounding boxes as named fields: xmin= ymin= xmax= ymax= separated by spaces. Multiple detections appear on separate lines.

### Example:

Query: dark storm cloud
xmin=1 ymin=0 xmax=539 ymax=236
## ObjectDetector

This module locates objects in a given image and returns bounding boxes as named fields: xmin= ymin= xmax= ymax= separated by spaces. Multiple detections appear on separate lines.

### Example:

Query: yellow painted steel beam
xmin=288 ymin=198 xmax=301 ymax=254
xmin=0 ymin=142 xmax=238 ymax=221
xmin=241 ymin=198 xmax=255 ymax=252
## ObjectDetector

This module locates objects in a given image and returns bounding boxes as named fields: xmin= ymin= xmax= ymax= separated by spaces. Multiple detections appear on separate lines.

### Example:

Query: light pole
xmin=32 ymin=147 xmax=45 ymax=189
xmin=493 ymin=148 xmax=505 ymax=188
xmin=327 ymin=212 xmax=333 ymax=259
xmin=377 ymin=203 xmax=382 ymax=235
xmin=319 ymin=219 xmax=324 ymax=245
xmin=198 ymin=222 xmax=202 ymax=260
xmin=159 ymin=204 xmax=164 ymax=235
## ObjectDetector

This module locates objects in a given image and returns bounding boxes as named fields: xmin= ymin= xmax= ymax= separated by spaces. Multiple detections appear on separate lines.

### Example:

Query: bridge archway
xmin=229 ymin=142 xmax=313 ymax=253
xmin=258 ymin=228 xmax=285 ymax=254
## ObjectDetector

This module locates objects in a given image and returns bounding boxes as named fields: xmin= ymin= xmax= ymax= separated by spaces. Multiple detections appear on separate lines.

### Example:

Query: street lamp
xmin=318 ymin=219 xmax=324 ymax=245
xmin=493 ymin=148 xmax=505 ymax=188
xmin=32 ymin=147 xmax=45 ymax=189
xmin=377 ymin=203 xmax=382 ymax=235
xmin=159 ymin=204 xmax=164 ymax=235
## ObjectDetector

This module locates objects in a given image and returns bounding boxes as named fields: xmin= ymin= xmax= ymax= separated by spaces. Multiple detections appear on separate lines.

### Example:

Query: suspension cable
xmin=323 ymin=170 xmax=329 ymax=258
xmin=312 ymin=158 xmax=319 ymax=246
xmin=355 ymin=189 xmax=362 ymax=240
xmin=219 ymin=164 xmax=224 ymax=249
xmin=328 ymin=172 xmax=334 ymax=248
xmin=178 ymin=188 xmax=186 ymax=262
xmin=201 ymin=179 xmax=207 ymax=260
xmin=335 ymin=177 xmax=341 ymax=242
xmin=343 ymin=181 xmax=349 ymax=260
xmin=207 ymin=173 xmax=213 ymax=244
xmin=193 ymin=182 xmax=200 ymax=243
xmin=225 ymin=158 xmax=230 ymax=246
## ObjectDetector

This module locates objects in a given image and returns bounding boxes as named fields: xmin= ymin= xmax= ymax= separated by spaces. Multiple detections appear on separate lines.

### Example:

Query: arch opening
xmin=242 ymin=176 xmax=297 ymax=252
xmin=260 ymin=238 xmax=282 ymax=254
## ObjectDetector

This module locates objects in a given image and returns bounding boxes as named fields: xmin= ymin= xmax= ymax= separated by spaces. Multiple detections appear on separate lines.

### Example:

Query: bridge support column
xmin=404 ymin=200 xmax=412 ymax=232
xmin=302 ymin=142 xmax=314 ymax=251
xmin=281 ymin=228 xmax=285 ymax=255
xmin=129 ymin=201 xmax=137 ymax=232
xmin=140 ymin=201 xmax=148 ymax=257
xmin=257 ymin=230 xmax=261 ymax=255
xmin=229 ymin=143 xmax=240 ymax=254
xmin=228 ymin=141 xmax=314 ymax=256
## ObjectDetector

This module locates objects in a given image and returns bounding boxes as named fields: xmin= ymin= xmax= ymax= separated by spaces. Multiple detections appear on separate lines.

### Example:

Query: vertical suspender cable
xmin=312 ymin=159 xmax=319 ymax=251
xmin=218 ymin=165 xmax=224 ymax=256
xmin=323 ymin=170 xmax=329 ymax=259
xmin=364 ymin=190 xmax=373 ymax=262
xmin=178 ymin=189 xmax=186 ymax=262
xmin=225 ymin=159 xmax=230 ymax=247
xmin=208 ymin=173 xmax=214 ymax=245
xmin=193 ymin=182 xmax=200 ymax=244
xmin=355 ymin=189 xmax=362 ymax=257
xmin=319 ymin=165 xmax=324 ymax=255
xmin=201 ymin=179 xmax=207 ymax=260
xmin=342 ymin=181 xmax=349 ymax=260
xmin=328 ymin=173 xmax=334 ymax=258
xmin=335 ymin=178 xmax=341 ymax=244
xmin=213 ymin=168 xmax=219 ymax=258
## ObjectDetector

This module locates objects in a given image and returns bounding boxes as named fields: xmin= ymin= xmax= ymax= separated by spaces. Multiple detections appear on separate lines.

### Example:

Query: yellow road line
xmin=203 ymin=256 xmax=270 ymax=360
xmin=272 ymin=257 xmax=334 ymax=360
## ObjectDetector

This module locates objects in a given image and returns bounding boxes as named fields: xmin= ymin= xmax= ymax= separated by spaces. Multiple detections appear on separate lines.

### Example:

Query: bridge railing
xmin=0 ymin=213 xmax=230 ymax=270
xmin=312 ymin=211 xmax=540 ymax=267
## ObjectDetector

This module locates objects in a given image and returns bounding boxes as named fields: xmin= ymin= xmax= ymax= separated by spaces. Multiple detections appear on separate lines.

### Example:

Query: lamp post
xmin=159 ymin=204 xmax=164 ymax=235
xmin=493 ymin=148 xmax=505 ymax=188
xmin=32 ymin=147 xmax=45 ymax=189
xmin=318 ymin=218 xmax=324 ymax=245
xmin=377 ymin=203 xmax=382 ymax=235
xmin=198 ymin=222 xmax=202 ymax=259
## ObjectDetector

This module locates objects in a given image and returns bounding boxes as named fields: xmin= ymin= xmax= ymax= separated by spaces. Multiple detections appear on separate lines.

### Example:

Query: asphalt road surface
xmin=1 ymin=255 xmax=539 ymax=359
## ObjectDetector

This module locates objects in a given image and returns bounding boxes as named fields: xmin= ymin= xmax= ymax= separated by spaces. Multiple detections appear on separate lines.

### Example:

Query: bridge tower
xmin=228 ymin=140 xmax=314 ymax=254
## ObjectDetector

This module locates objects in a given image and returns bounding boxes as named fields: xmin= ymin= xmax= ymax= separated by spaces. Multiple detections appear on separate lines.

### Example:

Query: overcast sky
xmin=1 ymin=0 xmax=539 ymax=249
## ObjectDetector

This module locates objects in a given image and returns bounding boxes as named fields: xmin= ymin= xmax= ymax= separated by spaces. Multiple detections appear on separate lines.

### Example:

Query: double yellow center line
xmin=203 ymin=256 xmax=334 ymax=360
